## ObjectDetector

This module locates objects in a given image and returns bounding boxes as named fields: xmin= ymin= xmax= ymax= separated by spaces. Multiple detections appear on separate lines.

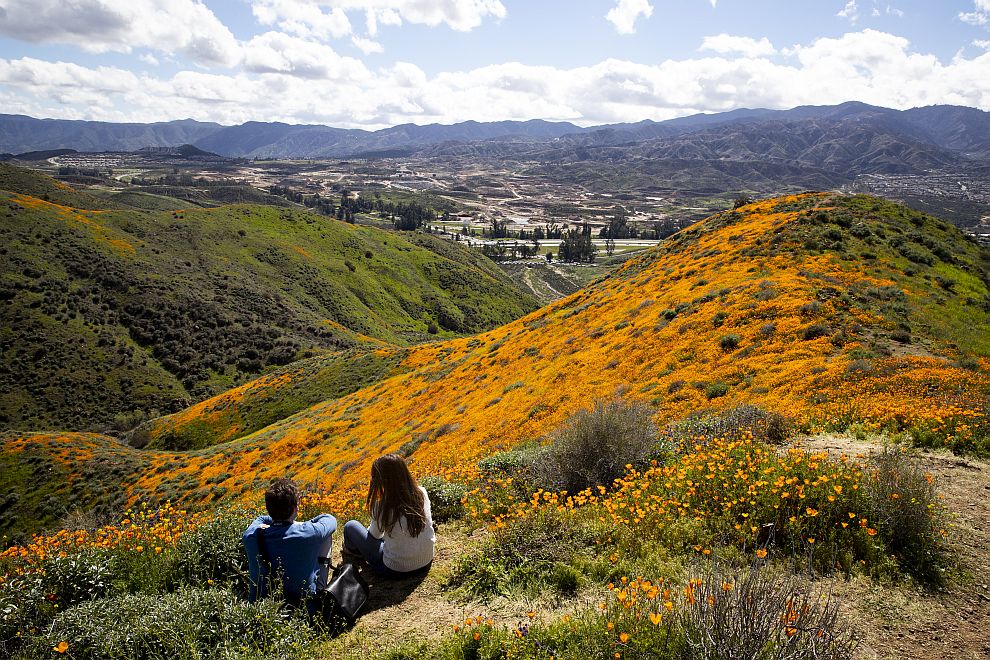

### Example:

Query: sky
xmin=0 ymin=0 xmax=988 ymax=129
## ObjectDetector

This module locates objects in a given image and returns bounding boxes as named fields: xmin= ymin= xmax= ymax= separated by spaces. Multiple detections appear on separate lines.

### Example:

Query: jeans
xmin=342 ymin=520 xmax=431 ymax=580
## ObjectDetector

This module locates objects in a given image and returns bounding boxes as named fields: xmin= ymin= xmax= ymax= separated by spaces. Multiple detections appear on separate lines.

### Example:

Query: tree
xmin=558 ymin=227 xmax=596 ymax=263
xmin=733 ymin=193 xmax=753 ymax=209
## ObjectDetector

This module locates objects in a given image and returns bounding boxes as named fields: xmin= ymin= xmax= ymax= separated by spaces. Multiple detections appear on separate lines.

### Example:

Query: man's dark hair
xmin=265 ymin=478 xmax=300 ymax=522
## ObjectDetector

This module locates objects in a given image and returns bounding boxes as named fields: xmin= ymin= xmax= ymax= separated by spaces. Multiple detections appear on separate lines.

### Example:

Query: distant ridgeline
xmin=2 ymin=185 xmax=988 ymax=541
xmin=0 ymin=164 xmax=538 ymax=435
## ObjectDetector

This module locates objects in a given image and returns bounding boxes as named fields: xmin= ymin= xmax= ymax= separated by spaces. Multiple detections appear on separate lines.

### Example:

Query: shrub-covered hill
xmin=3 ymin=193 xmax=990 ymax=539
xmin=131 ymin=346 xmax=411 ymax=451
xmin=0 ymin=167 xmax=538 ymax=432
xmin=0 ymin=163 xmax=126 ymax=211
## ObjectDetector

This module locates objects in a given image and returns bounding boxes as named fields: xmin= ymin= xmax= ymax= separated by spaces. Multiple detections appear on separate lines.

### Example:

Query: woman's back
xmin=371 ymin=486 xmax=435 ymax=572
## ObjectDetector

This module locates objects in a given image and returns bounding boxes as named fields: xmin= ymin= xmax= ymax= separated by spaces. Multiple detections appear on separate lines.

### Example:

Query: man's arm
xmin=242 ymin=515 xmax=272 ymax=601
xmin=307 ymin=513 xmax=337 ymax=539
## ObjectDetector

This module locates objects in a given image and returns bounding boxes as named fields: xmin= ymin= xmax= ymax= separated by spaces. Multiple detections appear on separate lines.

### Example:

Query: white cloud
xmin=139 ymin=53 xmax=160 ymax=66
xmin=837 ymin=1 xmax=859 ymax=22
xmin=2 ymin=30 xmax=989 ymax=128
xmin=351 ymin=35 xmax=384 ymax=54
xmin=250 ymin=0 xmax=505 ymax=39
xmin=960 ymin=12 xmax=987 ymax=25
xmin=959 ymin=1 xmax=990 ymax=25
xmin=606 ymin=0 xmax=654 ymax=34
xmin=975 ymin=39 xmax=990 ymax=50
xmin=0 ymin=0 xmax=240 ymax=67
xmin=700 ymin=34 xmax=776 ymax=58
xmin=251 ymin=0 xmax=353 ymax=40
xmin=242 ymin=32 xmax=370 ymax=80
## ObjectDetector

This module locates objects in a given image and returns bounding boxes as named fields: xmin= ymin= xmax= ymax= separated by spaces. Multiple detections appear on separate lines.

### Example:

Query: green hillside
xmin=0 ymin=163 xmax=126 ymax=210
xmin=0 ymin=166 xmax=538 ymax=432
xmin=131 ymin=346 xmax=410 ymax=451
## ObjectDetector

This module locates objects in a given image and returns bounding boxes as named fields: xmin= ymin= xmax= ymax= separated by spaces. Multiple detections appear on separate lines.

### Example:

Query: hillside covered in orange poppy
xmin=2 ymin=192 xmax=989 ymax=540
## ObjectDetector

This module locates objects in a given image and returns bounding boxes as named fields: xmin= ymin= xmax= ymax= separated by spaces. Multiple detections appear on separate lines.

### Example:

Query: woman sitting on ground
xmin=342 ymin=454 xmax=435 ymax=579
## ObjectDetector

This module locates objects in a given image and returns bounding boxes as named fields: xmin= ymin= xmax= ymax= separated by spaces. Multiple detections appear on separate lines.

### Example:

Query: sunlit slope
xmin=0 ymin=167 xmax=537 ymax=430
xmin=133 ymin=346 xmax=410 ymax=450
xmin=0 ymin=431 xmax=147 ymax=539
xmin=0 ymin=163 xmax=127 ymax=211
xmin=5 ymin=193 xmax=989 ymax=532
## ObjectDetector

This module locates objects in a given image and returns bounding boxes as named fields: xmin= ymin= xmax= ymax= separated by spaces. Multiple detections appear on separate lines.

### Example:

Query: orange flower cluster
xmin=0 ymin=502 xmax=207 ymax=570
xmin=466 ymin=436 xmax=878 ymax=557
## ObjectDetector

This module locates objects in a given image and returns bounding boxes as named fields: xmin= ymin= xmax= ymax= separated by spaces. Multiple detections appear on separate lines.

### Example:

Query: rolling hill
xmin=2 ymin=191 xmax=988 ymax=540
xmin=0 ymin=166 xmax=538 ymax=432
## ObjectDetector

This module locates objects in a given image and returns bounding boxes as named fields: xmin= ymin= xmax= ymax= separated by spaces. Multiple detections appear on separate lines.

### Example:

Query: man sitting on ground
xmin=242 ymin=478 xmax=336 ymax=611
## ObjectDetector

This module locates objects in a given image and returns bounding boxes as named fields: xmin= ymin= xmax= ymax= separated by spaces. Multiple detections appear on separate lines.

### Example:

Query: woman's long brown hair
xmin=367 ymin=454 xmax=427 ymax=537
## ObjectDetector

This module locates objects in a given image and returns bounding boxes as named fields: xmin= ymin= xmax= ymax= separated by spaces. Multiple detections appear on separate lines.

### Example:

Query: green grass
xmin=0 ymin=164 xmax=126 ymax=211
xmin=0 ymin=432 xmax=145 ymax=543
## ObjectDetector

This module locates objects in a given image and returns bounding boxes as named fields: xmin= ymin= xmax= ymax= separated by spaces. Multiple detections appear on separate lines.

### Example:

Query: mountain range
xmin=2 ymin=102 xmax=988 ymax=166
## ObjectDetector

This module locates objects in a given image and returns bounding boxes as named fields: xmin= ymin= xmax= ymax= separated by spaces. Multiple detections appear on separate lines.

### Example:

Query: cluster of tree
xmin=480 ymin=238 xmax=542 ymax=260
xmin=390 ymin=201 xmax=435 ymax=230
xmin=477 ymin=220 xmax=564 ymax=241
xmin=57 ymin=166 xmax=107 ymax=178
xmin=558 ymin=224 xmax=597 ymax=263
xmin=132 ymin=174 xmax=239 ymax=187
xmin=483 ymin=217 xmax=509 ymax=238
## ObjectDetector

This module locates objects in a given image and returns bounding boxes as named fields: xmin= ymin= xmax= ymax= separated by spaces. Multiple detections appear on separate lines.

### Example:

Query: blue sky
xmin=0 ymin=1 xmax=987 ymax=128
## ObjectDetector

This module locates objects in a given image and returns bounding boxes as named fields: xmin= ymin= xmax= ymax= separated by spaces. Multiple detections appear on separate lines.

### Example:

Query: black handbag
xmin=321 ymin=560 xmax=369 ymax=622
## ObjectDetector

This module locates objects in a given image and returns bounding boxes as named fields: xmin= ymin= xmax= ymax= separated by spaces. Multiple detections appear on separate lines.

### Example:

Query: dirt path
xmin=803 ymin=435 xmax=990 ymax=660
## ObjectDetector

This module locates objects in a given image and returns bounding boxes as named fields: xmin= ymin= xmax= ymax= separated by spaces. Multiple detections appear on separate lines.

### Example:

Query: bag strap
xmin=254 ymin=526 xmax=270 ymax=564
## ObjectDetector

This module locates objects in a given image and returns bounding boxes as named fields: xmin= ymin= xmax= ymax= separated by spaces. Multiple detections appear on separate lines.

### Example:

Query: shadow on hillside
xmin=358 ymin=566 xmax=430 ymax=616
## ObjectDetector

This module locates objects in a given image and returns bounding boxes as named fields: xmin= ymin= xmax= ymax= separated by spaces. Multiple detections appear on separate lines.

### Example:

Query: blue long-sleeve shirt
xmin=242 ymin=513 xmax=337 ymax=605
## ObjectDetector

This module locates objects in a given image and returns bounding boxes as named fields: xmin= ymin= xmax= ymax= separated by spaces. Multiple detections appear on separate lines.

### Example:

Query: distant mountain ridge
xmin=3 ymin=103 xmax=988 ymax=164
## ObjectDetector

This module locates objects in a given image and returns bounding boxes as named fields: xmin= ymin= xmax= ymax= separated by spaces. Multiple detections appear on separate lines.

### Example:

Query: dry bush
xmin=532 ymin=396 xmax=661 ymax=493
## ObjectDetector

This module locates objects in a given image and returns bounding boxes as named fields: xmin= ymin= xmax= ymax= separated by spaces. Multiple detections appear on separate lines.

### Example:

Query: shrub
xmin=0 ymin=551 xmax=114 ymax=653
xmin=890 ymin=329 xmax=911 ymax=344
xmin=38 ymin=587 xmax=312 ymax=659
xmin=676 ymin=563 xmax=856 ymax=659
xmin=477 ymin=445 xmax=541 ymax=475
xmin=169 ymin=512 xmax=252 ymax=590
xmin=801 ymin=324 xmax=829 ymax=341
xmin=718 ymin=334 xmax=741 ymax=351
xmin=531 ymin=396 xmax=661 ymax=493
xmin=420 ymin=475 xmax=467 ymax=523
xmin=668 ymin=405 xmax=793 ymax=446
xmin=862 ymin=449 xmax=948 ymax=584
xmin=704 ymin=382 xmax=729 ymax=399
xmin=444 ymin=508 xmax=601 ymax=599
xmin=436 ymin=561 xmax=856 ymax=660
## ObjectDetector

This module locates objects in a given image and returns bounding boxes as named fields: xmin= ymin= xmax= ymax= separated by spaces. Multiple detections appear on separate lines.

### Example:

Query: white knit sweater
xmin=368 ymin=487 xmax=436 ymax=572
